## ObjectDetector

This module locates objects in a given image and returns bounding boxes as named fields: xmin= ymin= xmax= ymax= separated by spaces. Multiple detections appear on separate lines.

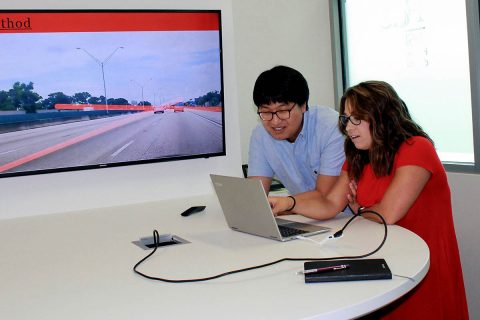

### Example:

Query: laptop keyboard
xmin=278 ymin=225 xmax=309 ymax=237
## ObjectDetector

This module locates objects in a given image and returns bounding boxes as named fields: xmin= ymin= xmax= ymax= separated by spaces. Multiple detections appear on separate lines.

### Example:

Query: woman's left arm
xmin=365 ymin=165 xmax=431 ymax=224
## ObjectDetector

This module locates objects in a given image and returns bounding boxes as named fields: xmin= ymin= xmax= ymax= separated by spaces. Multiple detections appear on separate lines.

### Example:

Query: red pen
xmin=298 ymin=264 xmax=350 ymax=275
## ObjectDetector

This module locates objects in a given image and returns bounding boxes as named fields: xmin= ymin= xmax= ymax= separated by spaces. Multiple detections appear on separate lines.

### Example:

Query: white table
xmin=0 ymin=195 xmax=429 ymax=320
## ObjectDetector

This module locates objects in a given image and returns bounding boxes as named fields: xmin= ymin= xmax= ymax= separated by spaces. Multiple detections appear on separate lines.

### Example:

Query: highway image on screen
xmin=0 ymin=27 xmax=224 ymax=176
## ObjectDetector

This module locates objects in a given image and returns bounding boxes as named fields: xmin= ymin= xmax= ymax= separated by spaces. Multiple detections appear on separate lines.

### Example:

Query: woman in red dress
xmin=269 ymin=81 xmax=469 ymax=319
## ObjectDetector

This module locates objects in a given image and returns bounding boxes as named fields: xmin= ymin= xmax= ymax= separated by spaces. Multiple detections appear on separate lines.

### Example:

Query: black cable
xmin=133 ymin=209 xmax=388 ymax=283
xmin=331 ymin=209 xmax=388 ymax=259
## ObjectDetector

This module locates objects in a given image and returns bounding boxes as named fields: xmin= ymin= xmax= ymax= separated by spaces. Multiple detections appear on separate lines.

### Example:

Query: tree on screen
xmin=73 ymin=92 xmax=92 ymax=104
xmin=41 ymin=92 xmax=73 ymax=110
xmin=8 ymin=82 xmax=42 ymax=113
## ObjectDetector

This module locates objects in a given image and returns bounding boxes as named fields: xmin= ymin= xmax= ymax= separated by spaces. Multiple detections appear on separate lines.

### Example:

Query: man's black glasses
xmin=257 ymin=104 xmax=296 ymax=121
xmin=339 ymin=115 xmax=362 ymax=127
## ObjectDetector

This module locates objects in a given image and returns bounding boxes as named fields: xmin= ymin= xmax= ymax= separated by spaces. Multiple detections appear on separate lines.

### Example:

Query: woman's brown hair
xmin=339 ymin=81 xmax=431 ymax=181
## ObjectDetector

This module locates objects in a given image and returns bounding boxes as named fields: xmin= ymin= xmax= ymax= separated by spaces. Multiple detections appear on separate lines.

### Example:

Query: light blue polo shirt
xmin=248 ymin=106 xmax=345 ymax=195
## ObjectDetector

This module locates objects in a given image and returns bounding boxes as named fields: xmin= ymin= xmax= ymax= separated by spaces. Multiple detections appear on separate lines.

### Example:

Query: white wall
xmin=232 ymin=0 xmax=335 ymax=164
xmin=448 ymin=172 xmax=480 ymax=319
xmin=0 ymin=0 xmax=243 ymax=219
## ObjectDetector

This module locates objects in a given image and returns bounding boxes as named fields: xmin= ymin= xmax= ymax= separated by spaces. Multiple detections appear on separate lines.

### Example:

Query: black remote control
xmin=180 ymin=206 xmax=206 ymax=217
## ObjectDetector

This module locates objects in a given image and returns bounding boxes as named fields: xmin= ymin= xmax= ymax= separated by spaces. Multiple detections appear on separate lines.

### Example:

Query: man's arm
xmin=247 ymin=126 xmax=275 ymax=194
xmin=248 ymin=176 xmax=273 ymax=194
xmin=289 ymin=174 xmax=339 ymax=203
xmin=269 ymin=171 xmax=350 ymax=219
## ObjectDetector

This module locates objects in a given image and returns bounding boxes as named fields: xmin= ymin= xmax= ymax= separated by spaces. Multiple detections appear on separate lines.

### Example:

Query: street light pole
xmin=154 ymin=90 xmax=162 ymax=107
xmin=76 ymin=46 xmax=124 ymax=114
xmin=131 ymin=78 xmax=152 ymax=109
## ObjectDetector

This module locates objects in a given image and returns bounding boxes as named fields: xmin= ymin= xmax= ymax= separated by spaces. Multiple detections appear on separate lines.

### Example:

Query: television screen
xmin=0 ymin=10 xmax=225 ymax=178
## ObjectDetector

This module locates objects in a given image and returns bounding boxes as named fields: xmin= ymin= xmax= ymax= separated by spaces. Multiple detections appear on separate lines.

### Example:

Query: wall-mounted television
xmin=0 ymin=10 xmax=225 ymax=178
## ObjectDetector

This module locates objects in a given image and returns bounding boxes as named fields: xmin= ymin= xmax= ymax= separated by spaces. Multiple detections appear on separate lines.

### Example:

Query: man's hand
xmin=268 ymin=196 xmax=293 ymax=216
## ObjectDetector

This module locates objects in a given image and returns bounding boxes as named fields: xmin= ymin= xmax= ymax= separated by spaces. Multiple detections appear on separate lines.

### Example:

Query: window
xmin=331 ymin=0 xmax=480 ymax=172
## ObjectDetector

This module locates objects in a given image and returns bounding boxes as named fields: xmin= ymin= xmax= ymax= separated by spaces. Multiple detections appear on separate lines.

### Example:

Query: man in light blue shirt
xmin=248 ymin=65 xmax=346 ymax=213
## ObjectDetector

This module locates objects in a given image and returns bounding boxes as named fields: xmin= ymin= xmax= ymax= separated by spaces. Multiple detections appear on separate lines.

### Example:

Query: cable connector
xmin=333 ymin=230 xmax=344 ymax=238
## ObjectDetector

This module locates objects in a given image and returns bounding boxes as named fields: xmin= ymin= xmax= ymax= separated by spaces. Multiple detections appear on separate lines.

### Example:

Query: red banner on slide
xmin=0 ymin=11 xmax=220 ymax=33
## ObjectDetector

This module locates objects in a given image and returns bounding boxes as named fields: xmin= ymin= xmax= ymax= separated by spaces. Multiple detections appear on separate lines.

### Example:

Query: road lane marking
xmin=111 ymin=140 xmax=134 ymax=157
xmin=0 ymin=148 xmax=23 ymax=156
xmin=0 ymin=112 xmax=151 ymax=173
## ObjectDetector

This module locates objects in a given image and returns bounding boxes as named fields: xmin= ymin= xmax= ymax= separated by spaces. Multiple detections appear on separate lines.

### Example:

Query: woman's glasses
xmin=339 ymin=114 xmax=362 ymax=127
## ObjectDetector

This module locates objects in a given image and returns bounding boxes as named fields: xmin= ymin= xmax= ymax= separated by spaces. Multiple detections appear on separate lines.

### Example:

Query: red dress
xmin=345 ymin=136 xmax=469 ymax=319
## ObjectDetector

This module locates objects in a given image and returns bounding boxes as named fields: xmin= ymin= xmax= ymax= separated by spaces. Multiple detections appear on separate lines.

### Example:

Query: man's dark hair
xmin=253 ymin=65 xmax=309 ymax=110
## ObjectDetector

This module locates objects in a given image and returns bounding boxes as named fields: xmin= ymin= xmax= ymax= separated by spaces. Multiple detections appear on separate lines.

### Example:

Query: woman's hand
xmin=347 ymin=180 xmax=360 ymax=213
xmin=268 ymin=196 xmax=294 ymax=216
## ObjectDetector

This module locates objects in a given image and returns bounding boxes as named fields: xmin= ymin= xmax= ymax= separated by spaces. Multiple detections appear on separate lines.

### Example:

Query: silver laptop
xmin=210 ymin=174 xmax=330 ymax=241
